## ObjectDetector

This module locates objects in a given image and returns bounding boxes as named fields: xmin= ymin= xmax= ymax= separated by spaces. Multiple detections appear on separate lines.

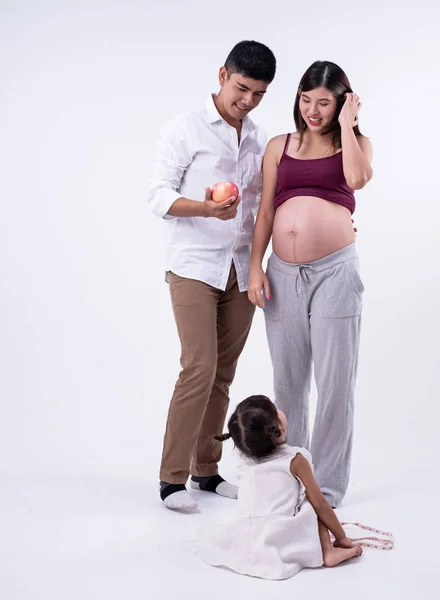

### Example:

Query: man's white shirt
xmin=148 ymin=94 xmax=266 ymax=291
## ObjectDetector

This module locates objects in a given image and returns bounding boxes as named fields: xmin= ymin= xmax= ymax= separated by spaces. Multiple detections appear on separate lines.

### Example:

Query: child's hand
xmin=334 ymin=536 xmax=355 ymax=549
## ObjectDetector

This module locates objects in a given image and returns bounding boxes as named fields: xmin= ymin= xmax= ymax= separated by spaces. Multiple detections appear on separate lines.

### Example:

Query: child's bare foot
xmin=323 ymin=544 xmax=363 ymax=567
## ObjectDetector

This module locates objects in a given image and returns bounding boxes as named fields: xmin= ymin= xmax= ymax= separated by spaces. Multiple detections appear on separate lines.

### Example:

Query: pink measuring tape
xmin=331 ymin=522 xmax=394 ymax=551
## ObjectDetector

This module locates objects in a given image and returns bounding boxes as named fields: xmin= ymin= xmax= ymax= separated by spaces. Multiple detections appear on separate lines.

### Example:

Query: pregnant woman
xmin=248 ymin=61 xmax=373 ymax=507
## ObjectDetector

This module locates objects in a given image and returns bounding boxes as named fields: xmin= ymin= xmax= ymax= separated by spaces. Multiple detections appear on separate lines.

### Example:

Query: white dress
xmin=195 ymin=445 xmax=324 ymax=580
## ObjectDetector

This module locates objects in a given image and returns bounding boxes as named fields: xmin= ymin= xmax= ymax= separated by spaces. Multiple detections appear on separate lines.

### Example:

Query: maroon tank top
xmin=274 ymin=133 xmax=355 ymax=214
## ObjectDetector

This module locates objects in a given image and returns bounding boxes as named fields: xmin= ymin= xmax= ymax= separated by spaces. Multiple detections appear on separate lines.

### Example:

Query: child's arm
xmin=290 ymin=454 xmax=350 ymax=545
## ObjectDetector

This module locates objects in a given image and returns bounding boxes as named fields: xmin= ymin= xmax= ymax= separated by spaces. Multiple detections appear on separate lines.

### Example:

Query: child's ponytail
xmin=214 ymin=433 xmax=231 ymax=442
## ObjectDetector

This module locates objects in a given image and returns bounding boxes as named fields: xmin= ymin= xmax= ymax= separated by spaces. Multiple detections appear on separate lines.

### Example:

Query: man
xmin=148 ymin=40 xmax=276 ymax=510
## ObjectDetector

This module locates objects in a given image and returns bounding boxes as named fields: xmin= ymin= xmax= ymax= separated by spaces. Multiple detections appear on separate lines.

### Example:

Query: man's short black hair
xmin=224 ymin=40 xmax=276 ymax=83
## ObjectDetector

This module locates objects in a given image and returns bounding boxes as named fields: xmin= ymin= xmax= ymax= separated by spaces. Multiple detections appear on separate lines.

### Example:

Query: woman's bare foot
xmin=323 ymin=544 xmax=363 ymax=567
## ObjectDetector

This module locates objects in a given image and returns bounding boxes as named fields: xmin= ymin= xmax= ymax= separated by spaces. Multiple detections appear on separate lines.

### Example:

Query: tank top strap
xmin=282 ymin=133 xmax=292 ymax=156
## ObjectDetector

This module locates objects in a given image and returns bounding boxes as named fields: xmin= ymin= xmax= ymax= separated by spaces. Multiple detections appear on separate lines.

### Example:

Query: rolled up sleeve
xmin=147 ymin=116 xmax=193 ymax=219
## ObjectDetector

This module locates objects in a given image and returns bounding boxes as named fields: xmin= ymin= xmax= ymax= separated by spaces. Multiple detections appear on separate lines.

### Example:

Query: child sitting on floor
xmin=196 ymin=395 xmax=363 ymax=580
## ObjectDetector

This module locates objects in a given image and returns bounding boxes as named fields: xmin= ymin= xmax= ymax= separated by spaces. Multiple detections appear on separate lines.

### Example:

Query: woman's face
xmin=299 ymin=86 xmax=337 ymax=132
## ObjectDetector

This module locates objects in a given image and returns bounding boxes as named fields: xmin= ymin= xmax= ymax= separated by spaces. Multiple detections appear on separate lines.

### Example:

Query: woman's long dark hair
xmin=293 ymin=60 xmax=362 ymax=150
xmin=215 ymin=395 xmax=283 ymax=460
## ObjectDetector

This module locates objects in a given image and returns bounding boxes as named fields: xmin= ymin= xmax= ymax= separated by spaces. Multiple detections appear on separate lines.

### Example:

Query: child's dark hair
xmin=215 ymin=395 xmax=282 ymax=460
xmin=224 ymin=41 xmax=276 ymax=83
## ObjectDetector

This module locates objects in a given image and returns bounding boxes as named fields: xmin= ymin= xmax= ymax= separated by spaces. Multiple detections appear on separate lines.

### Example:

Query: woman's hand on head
xmin=338 ymin=93 xmax=361 ymax=128
xmin=248 ymin=267 xmax=271 ymax=309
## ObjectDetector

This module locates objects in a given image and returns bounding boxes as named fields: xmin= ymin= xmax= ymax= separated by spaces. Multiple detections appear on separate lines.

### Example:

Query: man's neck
xmin=213 ymin=94 xmax=243 ymax=135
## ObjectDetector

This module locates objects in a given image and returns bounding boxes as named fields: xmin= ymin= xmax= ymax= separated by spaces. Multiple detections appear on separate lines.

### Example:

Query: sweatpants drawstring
xmin=295 ymin=265 xmax=311 ymax=296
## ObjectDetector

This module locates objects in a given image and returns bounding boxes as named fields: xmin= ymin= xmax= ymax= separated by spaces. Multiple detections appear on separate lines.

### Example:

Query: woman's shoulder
xmin=268 ymin=131 xmax=300 ymax=145
xmin=266 ymin=132 xmax=297 ymax=162
xmin=268 ymin=131 xmax=301 ymax=154
xmin=266 ymin=134 xmax=286 ymax=150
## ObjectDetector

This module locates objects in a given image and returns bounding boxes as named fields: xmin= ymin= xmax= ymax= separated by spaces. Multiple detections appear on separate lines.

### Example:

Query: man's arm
xmin=168 ymin=188 xmax=239 ymax=219
xmin=147 ymin=116 xmax=239 ymax=220
xmin=147 ymin=116 xmax=195 ymax=219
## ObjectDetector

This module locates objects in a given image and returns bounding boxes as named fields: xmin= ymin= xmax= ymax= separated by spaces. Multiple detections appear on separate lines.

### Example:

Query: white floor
xmin=2 ymin=304 xmax=439 ymax=599
xmin=1 ymin=443 xmax=439 ymax=600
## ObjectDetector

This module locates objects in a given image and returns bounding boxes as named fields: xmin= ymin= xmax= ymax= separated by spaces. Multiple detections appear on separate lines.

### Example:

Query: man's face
xmin=217 ymin=67 xmax=269 ymax=121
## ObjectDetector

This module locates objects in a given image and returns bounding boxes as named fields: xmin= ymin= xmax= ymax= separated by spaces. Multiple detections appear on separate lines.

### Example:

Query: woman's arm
xmin=248 ymin=136 xmax=282 ymax=308
xmin=338 ymin=93 xmax=373 ymax=190
xmin=341 ymin=129 xmax=373 ymax=190
xmin=290 ymin=453 xmax=348 ymax=543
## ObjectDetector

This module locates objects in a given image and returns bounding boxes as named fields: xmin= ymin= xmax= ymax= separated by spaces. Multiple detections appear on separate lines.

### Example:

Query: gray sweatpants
xmin=264 ymin=243 xmax=363 ymax=507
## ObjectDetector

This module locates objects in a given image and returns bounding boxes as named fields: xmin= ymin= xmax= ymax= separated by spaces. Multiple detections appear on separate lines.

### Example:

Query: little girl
xmin=196 ymin=395 xmax=363 ymax=580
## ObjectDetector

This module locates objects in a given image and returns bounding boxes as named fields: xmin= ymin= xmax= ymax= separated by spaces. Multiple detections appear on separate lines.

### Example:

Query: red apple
xmin=211 ymin=181 xmax=239 ymax=203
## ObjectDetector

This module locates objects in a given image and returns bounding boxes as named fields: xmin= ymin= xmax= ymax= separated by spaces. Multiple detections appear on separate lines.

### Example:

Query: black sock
xmin=191 ymin=474 xmax=225 ymax=493
xmin=159 ymin=481 xmax=187 ymax=502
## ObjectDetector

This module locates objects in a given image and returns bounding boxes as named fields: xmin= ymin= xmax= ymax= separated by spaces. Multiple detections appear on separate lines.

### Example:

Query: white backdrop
xmin=1 ymin=1 xmax=439 ymax=598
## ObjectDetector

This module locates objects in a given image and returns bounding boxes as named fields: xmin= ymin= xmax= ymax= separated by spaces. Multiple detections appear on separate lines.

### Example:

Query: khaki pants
xmin=160 ymin=264 xmax=255 ymax=484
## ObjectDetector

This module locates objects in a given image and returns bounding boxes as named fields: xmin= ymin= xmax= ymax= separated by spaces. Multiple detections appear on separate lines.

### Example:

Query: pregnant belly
xmin=272 ymin=196 xmax=356 ymax=263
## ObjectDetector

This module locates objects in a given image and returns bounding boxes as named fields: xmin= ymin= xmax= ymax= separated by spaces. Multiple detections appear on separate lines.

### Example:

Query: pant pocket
xmin=264 ymin=267 xmax=286 ymax=322
xmin=168 ymin=272 xmax=206 ymax=307
xmin=323 ymin=260 xmax=364 ymax=318
xmin=346 ymin=260 xmax=365 ymax=295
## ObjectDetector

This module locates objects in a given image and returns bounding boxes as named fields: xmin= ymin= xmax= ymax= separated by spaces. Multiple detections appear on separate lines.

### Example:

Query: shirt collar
xmin=205 ymin=94 xmax=222 ymax=123
xmin=205 ymin=94 xmax=257 ymax=134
